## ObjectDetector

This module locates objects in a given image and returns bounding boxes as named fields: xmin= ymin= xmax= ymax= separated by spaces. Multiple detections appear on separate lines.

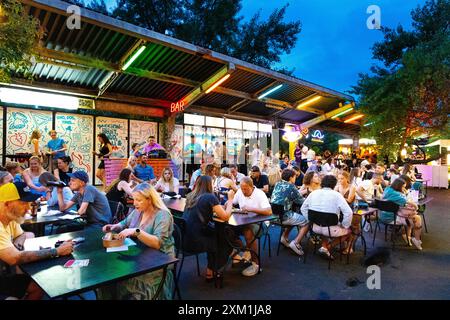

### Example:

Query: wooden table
xmin=20 ymin=228 xmax=178 ymax=299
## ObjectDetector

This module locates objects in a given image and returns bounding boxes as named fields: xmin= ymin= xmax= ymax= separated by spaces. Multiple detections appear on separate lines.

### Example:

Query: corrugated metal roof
xmin=109 ymin=74 xmax=192 ymax=101
xmin=195 ymin=92 xmax=243 ymax=110
xmin=11 ymin=0 xmax=359 ymax=134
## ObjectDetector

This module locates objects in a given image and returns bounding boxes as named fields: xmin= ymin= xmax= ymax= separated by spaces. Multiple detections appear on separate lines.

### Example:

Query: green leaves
xmin=0 ymin=0 xmax=40 ymax=83
xmin=352 ymin=0 xmax=449 ymax=160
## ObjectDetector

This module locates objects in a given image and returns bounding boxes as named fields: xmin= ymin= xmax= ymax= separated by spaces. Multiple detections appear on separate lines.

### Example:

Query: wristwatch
xmin=50 ymin=248 xmax=59 ymax=258
xmin=135 ymin=229 xmax=141 ymax=237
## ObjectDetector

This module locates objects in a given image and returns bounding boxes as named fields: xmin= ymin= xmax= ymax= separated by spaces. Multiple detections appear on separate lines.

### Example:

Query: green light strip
xmin=122 ymin=46 xmax=146 ymax=71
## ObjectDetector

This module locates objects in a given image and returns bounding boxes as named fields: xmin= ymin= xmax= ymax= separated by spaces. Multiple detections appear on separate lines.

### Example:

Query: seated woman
xmin=183 ymin=175 xmax=234 ymax=281
xmin=99 ymin=182 xmax=175 ymax=300
xmin=105 ymin=168 xmax=134 ymax=208
xmin=38 ymin=172 xmax=75 ymax=211
xmin=299 ymin=171 xmax=321 ymax=198
xmin=126 ymin=156 xmax=142 ymax=183
xmin=270 ymin=169 xmax=309 ymax=256
xmin=380 ymin=178 xmax=423 ymax=250
xmin=155 ymin=167 xmax=180 ymax=195
xmin=22 ymin=156 xmax=48 ymax=197
xmin=53 ymin=156 xmax=73 ymax=186
xmin=214 ymin=167 xmax=237 ymax=205
xmin=335 ymin=171 xmax=358 ymax=254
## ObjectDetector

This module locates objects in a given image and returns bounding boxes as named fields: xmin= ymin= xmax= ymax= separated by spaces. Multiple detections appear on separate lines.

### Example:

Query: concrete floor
xmin=177 ymin=189 xmax=450 ymax=300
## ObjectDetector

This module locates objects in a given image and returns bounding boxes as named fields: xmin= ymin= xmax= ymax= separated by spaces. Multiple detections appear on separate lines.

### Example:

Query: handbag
xmin=397 ymin=203 xmax=418 ymax=218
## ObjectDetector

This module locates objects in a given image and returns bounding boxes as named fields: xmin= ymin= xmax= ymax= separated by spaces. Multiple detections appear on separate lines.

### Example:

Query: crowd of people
xmin=0 ymin=134 xmax=427 ymax=300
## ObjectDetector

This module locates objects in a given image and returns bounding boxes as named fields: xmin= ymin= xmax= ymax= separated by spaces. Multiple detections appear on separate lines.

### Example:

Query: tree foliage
xmin=0 ymin=0 xmax=41 ymax=83
xmin=83 ymin=0 xmax=302 ymax=71
xmin=351 ymin=0 xmax=450 ymax=161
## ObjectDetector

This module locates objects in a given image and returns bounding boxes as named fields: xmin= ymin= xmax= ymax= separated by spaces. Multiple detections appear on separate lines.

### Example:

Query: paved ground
xmin=177 ymin=189 xmax=450 ymax=300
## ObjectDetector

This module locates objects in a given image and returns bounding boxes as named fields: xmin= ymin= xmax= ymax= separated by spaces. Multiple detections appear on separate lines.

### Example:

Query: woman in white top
xmin=322 ymin=158 xmax=336 ymax=175
xmin=215 ymin=167 xmax=238 ymax=193
xmin=23 ymin=156 xmax=48 ymax=196
xmin=250 ymin=144 xmax=262 ymax=168
xmin=155 ymin=167 xmax=180 ymax=194
xmin=349 ymin=167 xmax=362 ymax=187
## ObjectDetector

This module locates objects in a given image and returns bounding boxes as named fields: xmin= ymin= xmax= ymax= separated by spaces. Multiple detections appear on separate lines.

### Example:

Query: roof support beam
xmin=35 ymin=47 xmax=200 ymax=88
xmin=190 ymin=105 xmax=270 ymax=122
xmin=178 ymin=63 xmax=236 ymax=111
xmin=299 ymin=102 xmax=355 ymax=129
xmin=227 ymin=99 xmax=252 ymax=114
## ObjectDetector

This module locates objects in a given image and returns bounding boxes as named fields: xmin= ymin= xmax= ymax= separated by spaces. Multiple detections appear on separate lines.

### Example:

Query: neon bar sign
xmin=171 ymin=100 xmax=185 ymax=113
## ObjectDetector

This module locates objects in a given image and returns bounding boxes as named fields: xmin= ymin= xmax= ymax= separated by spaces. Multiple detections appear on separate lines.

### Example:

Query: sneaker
xmin=280 ymin=237 xmax=290 ymax=248
xmin=363 ymin=221 xmax=371 ymax=232
xmin=411 ymin=237 xmax=423 ymax=251
xmin=232 ymin=253 xmax=243 ymax=265
xmin=242 ymin=262 xmax=260 ymax=277
xmin=289 ymin=241 xmax=304 ymax=256
xmin=242 ymin=251 xmax=252 ymax=262
xmin=401 ymin=234 xmax=412 ymax=246
xmin=318 ymin=247 xmax=335 ymax=260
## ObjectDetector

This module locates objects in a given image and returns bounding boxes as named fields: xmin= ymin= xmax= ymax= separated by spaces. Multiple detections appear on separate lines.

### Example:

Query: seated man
xmin=142 ymin=135 xmax=165 ymax=154
xmin=356 ymin=173 xmax=383 ymax=206
xmin=229 ymin=164 xmax=245 ymax=184
xmin=188 ymin=161 xmax=206 ymax=190
xmin=134 ymin=154 xmax=156 ymax=183
xmin=232 ymin=177 xmax=272 ymax=277
xmin=270 ymin=169 xmax=309 ymax=256
xmin=250 ymin=166 xmax=269 ymax=195
xmin=280 ymin=156 xmax=290 ymax=170
xmin=57 ymin=170 xmax=112 ymax=229
xmin=300 ymin=175 xmax=353 ymax=259
xmin=0 ymin=182 xmax=73 ymax=299
xmin=292 ymin=166 xmax=304 ymax=188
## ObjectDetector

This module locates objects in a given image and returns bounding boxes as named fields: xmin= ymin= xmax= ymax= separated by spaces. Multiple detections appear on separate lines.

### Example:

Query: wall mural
xmin=130 ymin=119 xmax=158 ymax=150
xmin=95 ymin=117 xmax=129 ymax=184
xmin=55 ymin=113 xmax=94 ymax=181
xmin=6 ymin=107 xmax=52 ymax=161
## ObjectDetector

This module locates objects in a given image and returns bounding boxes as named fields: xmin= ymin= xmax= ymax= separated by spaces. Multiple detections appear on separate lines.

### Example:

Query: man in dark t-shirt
xmin=250 ymin=166 xmax=269 ymax=194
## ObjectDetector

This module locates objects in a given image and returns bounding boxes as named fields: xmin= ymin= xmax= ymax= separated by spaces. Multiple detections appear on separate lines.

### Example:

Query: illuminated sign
xmin=311 ymin=130 xmax=325 ymax=143
xmin=171 ymin=101 xmax=185 ymax=113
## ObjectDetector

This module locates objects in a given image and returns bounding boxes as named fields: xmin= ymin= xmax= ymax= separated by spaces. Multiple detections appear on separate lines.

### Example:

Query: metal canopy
xmin=8 ymin=0 xmax=360 ymax=133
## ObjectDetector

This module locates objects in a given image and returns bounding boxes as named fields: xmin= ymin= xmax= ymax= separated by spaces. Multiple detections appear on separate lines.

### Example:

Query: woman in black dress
xmin=105 ymin=168 xmax=134 ymax=209
xmin=93 ymin=133 xmax=113 ymax=186
xmin=54 ymin=156 xmax=73 ymax=186
xmin=182 ymin=175 xmax=234 ymax=283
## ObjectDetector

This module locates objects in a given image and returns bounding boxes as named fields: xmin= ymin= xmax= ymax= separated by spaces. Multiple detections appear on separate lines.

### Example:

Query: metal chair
xmin=108 ymin=200 xmax=127 ymax=224
xmin=171 ymin=223 xmax=183 ymax=300
xmin=304 ymin=209 xmax=349 ymax=270
xmin=173 ymin=216 xmax=202 ymax=280
xmin=371 ymin=199 xmax=407 ymax=249
xmin=269 ymin=203 xmax=290 ymax=256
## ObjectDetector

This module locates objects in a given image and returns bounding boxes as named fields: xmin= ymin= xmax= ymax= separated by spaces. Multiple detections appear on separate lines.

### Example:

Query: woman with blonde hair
xmin=29 ymin=129 xmax=42 ymax=158
xmin=23 ymin=156 xmax=48 ymax=196
xmin=155 ymin=167 xmax=180 ymax=194
xmin=126 ymin=155 xmax=142 ymax=183
xmin=214 ymin=167 xmax=238 ymax=204
xmin=100 ymin=182 xmax=175 ymax=299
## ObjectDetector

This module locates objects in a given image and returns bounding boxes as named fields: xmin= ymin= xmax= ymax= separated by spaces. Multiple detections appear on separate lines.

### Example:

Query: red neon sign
xmin=171 ymin=100 xmax=185 ymax=113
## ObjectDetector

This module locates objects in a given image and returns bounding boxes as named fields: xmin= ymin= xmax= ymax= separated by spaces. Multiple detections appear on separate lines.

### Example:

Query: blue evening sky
xmin=103 ymin=0 xmax=425 ymax=95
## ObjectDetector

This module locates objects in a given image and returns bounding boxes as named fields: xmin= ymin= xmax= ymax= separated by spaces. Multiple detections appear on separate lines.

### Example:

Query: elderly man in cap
xmin=0 ymin=182 xmax=73 ymax=299
xmin=57 ymin=170 xmax=111 ymax=229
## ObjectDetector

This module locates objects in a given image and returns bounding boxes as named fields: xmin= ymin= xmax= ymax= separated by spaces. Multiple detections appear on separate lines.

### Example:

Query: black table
xmin=21 ymin=205 xmax=79 ymax=236
xmin=214 ymin=212 xmax=277 ymax=277
xmin=20 ymin=228 xmax=178 ymax=299
xmin=163 ymin=198 xmax=186 ymax=216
